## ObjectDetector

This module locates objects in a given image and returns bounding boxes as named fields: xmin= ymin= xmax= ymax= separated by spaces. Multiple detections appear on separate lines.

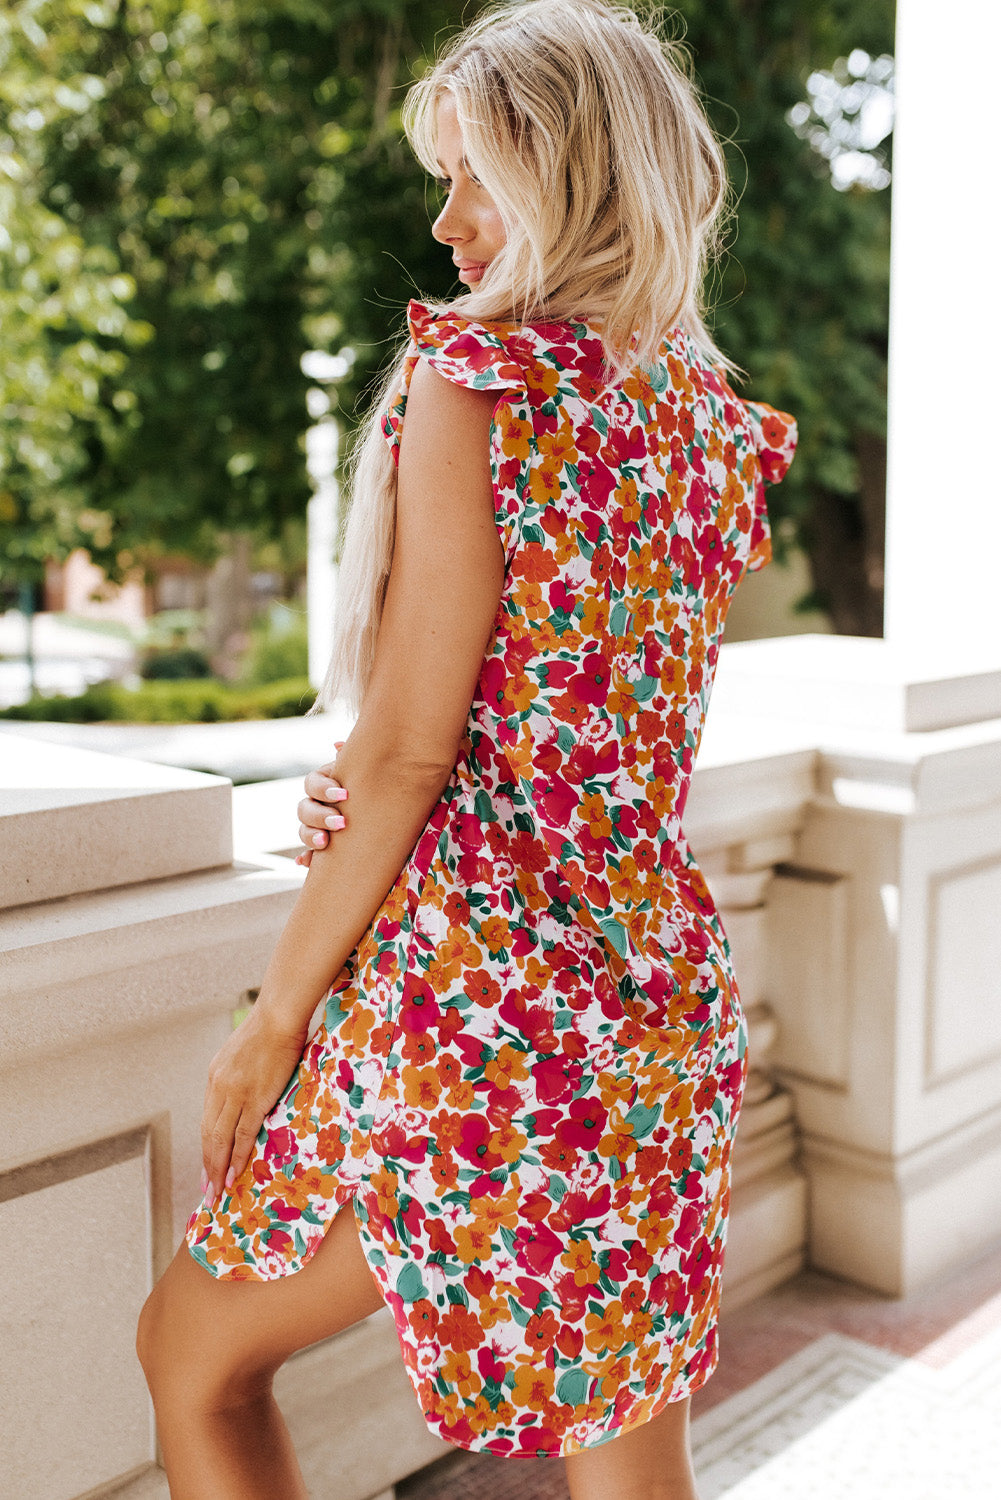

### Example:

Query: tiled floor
xmin=396 ymin=1241 xmax=1001 ymax=1499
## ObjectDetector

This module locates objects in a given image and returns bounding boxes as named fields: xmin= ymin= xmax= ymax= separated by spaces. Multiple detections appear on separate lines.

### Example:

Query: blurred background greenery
xmin=0 ymin=0 xmax=894 ymax=720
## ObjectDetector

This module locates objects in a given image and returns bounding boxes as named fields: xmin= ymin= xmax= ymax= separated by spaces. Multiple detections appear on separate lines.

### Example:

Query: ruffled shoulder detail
xmin=382 ymin=301 xmax=531 ymax=460
xmin=743 ymin=400 xmax=798 ymax=486
xmin=732 ymin=396 xmax=798 ymax=574
xmin=406 ymin=300 xmax=527 ymax=391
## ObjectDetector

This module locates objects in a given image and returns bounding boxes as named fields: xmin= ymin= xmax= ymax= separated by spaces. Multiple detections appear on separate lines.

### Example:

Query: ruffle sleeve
xmin=741 ymin=400 xmax=798 ymax=573
xmin=381 ymin=300 xmax=528 ymax=461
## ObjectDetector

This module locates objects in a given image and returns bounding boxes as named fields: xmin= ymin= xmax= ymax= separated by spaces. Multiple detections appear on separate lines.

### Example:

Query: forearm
xmin=255 ymin=726 xmax=453 ymax=1034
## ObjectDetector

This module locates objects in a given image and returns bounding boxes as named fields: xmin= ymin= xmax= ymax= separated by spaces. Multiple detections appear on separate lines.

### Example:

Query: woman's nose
xmin=432 ymin=197 xmax=467 ymax=245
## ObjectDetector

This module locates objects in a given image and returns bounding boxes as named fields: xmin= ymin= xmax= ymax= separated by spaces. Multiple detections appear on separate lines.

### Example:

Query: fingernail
xmin=312 ymin=832 xmax=326 ymax=847
xmin=225 ymin=1168 xmax=235 ymax=1190
xmin=326 ymin=786 xmax=348 ymax=802
xmin=200 ymin=1168 xmax=208 ymax=1194
xmin=207 ymin=1181 xmax=217 ymax=1205
xmin=325 ymin=814 xmax=346 ymax=830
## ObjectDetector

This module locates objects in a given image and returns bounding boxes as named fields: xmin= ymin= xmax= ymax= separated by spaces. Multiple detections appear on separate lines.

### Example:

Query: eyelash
xmin=434 ymin=172 xmax=483 ymax=191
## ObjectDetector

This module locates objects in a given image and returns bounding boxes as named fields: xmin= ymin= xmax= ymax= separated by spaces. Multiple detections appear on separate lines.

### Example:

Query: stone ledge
xmin=714 ymin=635 xmax=1001 ymax=733
xmin=0 ymin=860 xmax=304 ymax=1067
xmin=1 ymin=736 xmax=232 ymax=908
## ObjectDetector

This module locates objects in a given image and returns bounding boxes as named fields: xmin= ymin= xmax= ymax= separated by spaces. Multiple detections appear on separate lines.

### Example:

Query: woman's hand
xmin=295 ymin=748 xmax=348 ymax=868
xmin=200 ymin=1004 xmax=309 ymax=1205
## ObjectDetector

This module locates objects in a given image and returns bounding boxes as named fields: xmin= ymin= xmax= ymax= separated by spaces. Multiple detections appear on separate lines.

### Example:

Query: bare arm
xmin=202 ymin=361 xmax=508 ymax=1200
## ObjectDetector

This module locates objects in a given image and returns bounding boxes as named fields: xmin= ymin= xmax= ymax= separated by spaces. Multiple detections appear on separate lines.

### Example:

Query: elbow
xmin=386 ymin=748 xmax=457 ymax=799
xmin=348 ymin=733 xmax=459 ymax=803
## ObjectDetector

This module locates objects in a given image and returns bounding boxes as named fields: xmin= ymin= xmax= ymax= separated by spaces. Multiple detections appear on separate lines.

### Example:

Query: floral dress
xmin=187 ymin=299 xmax=797 ymax=1457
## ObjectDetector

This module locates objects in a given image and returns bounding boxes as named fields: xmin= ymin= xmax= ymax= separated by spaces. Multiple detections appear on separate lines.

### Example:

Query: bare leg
xmin=137 ymin=1205 xmax=384 ymax=1500
xmin=564 ymin=1398 xmax=699 ymax=1500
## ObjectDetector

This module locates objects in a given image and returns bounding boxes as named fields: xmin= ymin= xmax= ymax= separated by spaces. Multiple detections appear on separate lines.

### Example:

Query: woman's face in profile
xmin=431 ymin=93 xmax=507 ymax=286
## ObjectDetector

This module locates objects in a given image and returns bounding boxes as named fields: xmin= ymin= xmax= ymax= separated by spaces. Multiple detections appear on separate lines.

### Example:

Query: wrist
xmin=249 ymin=982 xmax=315 ymax=1046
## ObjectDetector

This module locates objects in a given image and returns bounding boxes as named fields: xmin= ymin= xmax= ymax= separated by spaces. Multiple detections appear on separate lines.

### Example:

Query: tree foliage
xmin=2 ymin=0 xmax=893 ymax=631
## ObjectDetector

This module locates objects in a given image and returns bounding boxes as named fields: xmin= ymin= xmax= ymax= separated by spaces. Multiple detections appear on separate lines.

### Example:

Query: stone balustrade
xmin=5 ymin=637 xmax=1001 ymax=1499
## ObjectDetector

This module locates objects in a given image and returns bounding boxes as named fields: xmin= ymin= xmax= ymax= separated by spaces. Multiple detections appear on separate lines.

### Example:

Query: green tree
xmin=679 ymin=0 xmax=894 ymax=634
xmin=4 ymin=0 xmax=892 ymax=636
xmin=0 ymin=5 xmax=145 ymax=594
xmin=3 ymin=0 xmax=466 ymax=578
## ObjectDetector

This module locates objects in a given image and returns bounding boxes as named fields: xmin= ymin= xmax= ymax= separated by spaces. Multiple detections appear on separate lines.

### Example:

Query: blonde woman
xmin=138 ymin=3 xmax=796 ymax=1496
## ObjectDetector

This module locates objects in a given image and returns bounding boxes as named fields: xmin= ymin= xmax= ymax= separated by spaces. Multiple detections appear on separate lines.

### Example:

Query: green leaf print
xmin=609 ymin=600 xmax=630 ymax=637
xmin=555 ymin=725 xmax=576 ymax=753
xmin=599 ymin=917 xmax=628 ymax=958
xmin=474 ymin=790 xmax=498 ymax=823
xmin=556 ymin=1368 xmax=591 ymax=1407
xmin=447 ymin=1283 xmax=470 ymax=1307
xmin=395 ymin=1262 xmax=428 ymax=1304
xmin=625 ymin=1101 xmax=661 ymax=1139
xmin=508 ymin=1296 xmax=532 ymax=1327
xmin=632 ymin=674 xmax=660 ymax=703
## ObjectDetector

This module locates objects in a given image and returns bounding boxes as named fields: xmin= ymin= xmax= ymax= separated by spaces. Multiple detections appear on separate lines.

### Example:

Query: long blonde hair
xmin=316 ymin=0 xmax=729 ymax=712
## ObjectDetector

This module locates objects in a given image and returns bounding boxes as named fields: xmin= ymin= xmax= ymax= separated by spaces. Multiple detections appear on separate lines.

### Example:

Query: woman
xmin=138 ymin=3 xmax=796 ymax=1497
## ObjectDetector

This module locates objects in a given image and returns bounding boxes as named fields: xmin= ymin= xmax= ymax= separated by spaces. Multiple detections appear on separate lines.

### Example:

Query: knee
xmin=135 ymin=1276 xmax=203 ymax=1405
xmin=136 ymin=1270 xmax=272 ymax=1417
xmin=136 ymin=1282 xmax=167 ymax=1392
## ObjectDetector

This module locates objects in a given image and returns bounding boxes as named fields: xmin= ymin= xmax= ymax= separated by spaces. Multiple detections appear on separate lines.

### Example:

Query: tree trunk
xmin=204 ymin=532 xmax=254 ymax=678
xmin=804 ymin=434 xmax=886 ymax=638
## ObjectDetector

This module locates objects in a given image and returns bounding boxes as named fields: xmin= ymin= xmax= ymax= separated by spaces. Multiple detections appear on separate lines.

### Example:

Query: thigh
xmin=142 ymin=1203 xmax=385 ymax=1391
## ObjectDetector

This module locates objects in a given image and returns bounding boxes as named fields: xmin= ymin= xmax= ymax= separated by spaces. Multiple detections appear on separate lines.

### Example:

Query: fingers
xmin=299 ymin=817 xmax=329 ymax=850
xmin=297 ymin=796 xmax=346 ymax=833
xmin=303 ymin=770 xmax=349 ymax=807
xmin=230 ymin=1115 xmax=264 ymax=1187
xmin=297 ymin=766 xmax=348 ymax=856
xmin=201 ymin=1095 xmax=241 ymax=1206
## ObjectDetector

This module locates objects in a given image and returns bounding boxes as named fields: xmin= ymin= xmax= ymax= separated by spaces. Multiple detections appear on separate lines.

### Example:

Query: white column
xmin=884 ymin=0 xmax=1001 ymax=661
xmin=306 ymin=417 xmax=340 ymax=689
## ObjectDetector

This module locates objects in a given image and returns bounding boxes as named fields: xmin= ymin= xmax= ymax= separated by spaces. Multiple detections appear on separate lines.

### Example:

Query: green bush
xmin=243 ymin=606 xmax=309 ymax=685
xmin=0 ymin=676 xmax=316 ymax=724
xmin=140 ymin=645 xmax=213 ymax=680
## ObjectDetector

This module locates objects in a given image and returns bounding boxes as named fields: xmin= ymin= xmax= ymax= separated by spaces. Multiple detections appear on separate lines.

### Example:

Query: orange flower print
xmin=187 ymin=298 xmax=796 ymax=1462
xmin=510 ymin=1363 xmax=556 ymax=1411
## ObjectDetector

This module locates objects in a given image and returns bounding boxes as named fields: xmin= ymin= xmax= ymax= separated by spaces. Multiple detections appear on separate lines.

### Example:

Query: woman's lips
xmin=455 ymin=261 xmax=487 ymax=284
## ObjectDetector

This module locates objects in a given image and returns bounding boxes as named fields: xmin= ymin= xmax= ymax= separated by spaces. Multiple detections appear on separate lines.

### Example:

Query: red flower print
xmin=399 ymin=984 xmax=441 ymax=1034
xmin=464 ymin=969 xmax=502 ymax=1007
xmin=187 ymin=299 xmax=797 ymax=1460
xmin=554 ymin=1098 xmax=609 ymax=1151
xmin=531 ymin=1056 xmax=582 ymax=1105
xmin=444 ymin=892 xmax=471 ymax=926
xmin=477 ymin=1346 xmax=507 ymax=1384
xmin=409 ymin=1299 xmax=439 ymax=1338
xmin=264 ymin=1127 xmax=297 ymax=1166
xmin=516 ymin=1222 xmax=563 ymax=1277
xmin=525 ymin=1309 xmax=559 ymax=1353
xmin=457 ymin=1115 xmax=505 ymax=1171
xmin=556 ymin=1323 xmax=584 ymax=1359
xmin=693 ymin=1075 xmax=718 ymax=1111
xmin=439 ymin=1303 xmax=485 ymax=1353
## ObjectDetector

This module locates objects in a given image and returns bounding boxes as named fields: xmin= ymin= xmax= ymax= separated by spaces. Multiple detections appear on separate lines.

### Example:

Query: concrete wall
xmin=5 ymin=644 xmax=1001 ymax=1496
